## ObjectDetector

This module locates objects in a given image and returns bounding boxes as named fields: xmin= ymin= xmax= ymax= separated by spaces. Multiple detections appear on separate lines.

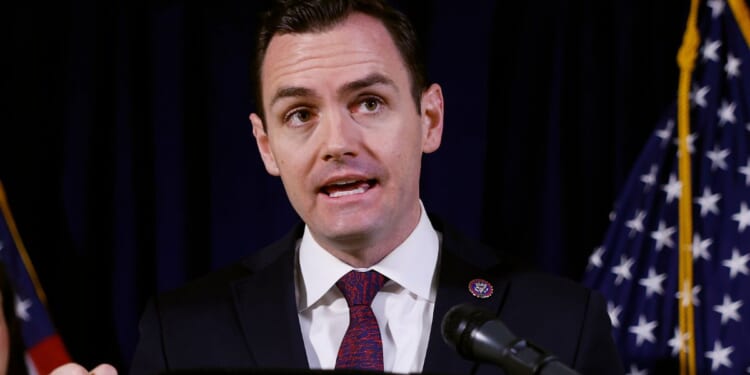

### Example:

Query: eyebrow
xmin=338 ymin=73 xmax=397 ymax=96
xmin=268 ymin=73 xmax=397 ymax=109
xmin=269 ymin=86 xmax=317 ymax=108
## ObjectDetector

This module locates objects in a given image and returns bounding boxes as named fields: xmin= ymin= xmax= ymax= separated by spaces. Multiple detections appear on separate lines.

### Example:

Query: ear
xmin=250 ymin=113 xmax=281 ymax=176
xmin=419 ymin=83 xmax=444 ymax=153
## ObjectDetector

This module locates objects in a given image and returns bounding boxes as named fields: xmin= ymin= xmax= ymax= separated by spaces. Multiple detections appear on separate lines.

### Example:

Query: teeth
xmin=329 ymin=187 xmax=367 ymax=198
xmin=332 ymin=180 xmax=358 ymax=185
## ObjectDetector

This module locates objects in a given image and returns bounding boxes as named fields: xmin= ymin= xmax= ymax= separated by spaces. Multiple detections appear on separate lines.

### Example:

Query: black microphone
xmin=441 ymin=304 xmax=581 ymax=375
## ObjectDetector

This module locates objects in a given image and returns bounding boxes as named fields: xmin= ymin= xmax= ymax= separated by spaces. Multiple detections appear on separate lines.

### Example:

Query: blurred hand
xmin=49 ymin=363 xmax=118 ymax=375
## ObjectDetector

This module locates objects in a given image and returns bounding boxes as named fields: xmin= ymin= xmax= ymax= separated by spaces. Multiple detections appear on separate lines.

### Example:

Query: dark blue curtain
xmin=2 ymin=0 xmax=688 ymax=371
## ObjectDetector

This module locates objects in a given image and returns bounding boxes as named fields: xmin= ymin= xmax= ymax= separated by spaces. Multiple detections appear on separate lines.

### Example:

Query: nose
xmin=320 ymin=108 xmax=360 ymax=162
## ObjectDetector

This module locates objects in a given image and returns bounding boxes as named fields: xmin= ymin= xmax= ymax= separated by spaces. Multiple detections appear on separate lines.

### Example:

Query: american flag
xmin=582 ymin=0 xmax=750 ymax=374
xmin=0 ymin=182 xmax=71 ymax=375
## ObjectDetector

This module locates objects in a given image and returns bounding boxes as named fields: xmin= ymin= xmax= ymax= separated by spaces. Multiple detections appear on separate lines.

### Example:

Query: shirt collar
xmin=297 ymin=201 xmax=440 ymax=311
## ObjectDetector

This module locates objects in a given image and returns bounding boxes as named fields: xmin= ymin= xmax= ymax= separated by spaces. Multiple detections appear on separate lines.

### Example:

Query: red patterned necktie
xmin=335 ymin=270 xmax=387 ymax=371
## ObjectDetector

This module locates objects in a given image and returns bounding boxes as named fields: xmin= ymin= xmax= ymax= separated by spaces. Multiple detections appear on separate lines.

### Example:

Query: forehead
xmin=260 ymin=13 xmax=409 ymax=101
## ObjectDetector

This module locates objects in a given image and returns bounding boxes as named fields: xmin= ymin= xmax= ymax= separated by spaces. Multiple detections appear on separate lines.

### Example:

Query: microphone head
xmin=441 ymin=304 xmax=580 ymax=375
xmin=441 ymin=304 xmax=494 ymax=358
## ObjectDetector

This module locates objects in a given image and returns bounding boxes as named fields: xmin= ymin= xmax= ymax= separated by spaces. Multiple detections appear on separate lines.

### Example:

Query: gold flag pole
xmin=675 ymin=0 xmax=700 ymax=373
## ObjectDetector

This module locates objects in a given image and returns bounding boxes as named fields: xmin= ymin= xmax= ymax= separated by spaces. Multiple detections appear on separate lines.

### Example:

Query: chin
xmin=320 ymin=217 xmax=377 ymax=241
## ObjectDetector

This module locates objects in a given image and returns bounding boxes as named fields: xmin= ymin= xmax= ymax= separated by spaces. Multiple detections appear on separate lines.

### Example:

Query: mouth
xmin=320 ymin=179 xmax=378 ymax=198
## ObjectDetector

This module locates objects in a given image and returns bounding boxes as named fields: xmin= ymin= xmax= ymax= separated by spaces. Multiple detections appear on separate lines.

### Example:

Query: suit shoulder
xmin=507 ymin=271 xmax=592 ymax=298
xmin=157 ymin=261 xmax=251 ymax=306
xmin=156 ymin=223 xmax=303 ymax=306
xmin=499 ymin=270 xmax=605 ymax=331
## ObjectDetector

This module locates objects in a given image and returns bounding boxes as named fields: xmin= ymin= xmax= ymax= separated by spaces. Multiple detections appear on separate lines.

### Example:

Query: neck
xmin=318 ymin=235 xmax=397 ymax=269
xmin=310 ymin=201 xmax=425 ymax=268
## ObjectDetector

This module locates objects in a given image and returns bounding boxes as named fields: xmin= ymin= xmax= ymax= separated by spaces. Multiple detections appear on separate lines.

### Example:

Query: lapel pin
xmin=468 ymin=278 xmax=494 ymax=299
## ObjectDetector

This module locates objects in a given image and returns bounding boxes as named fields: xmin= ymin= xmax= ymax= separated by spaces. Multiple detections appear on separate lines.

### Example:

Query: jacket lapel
xmin=231 ymin=226 xmax=310 ymax=370
xmin=423 ymin=219 xmax=510 ymax=375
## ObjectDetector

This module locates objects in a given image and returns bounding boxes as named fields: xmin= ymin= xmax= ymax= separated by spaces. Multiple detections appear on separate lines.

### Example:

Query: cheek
xmin=274 ymin=150 xmax=310 ymax=194
xmin=272 ymin=150 xmax=296 ymax=175
xmin=271 ymin=134 xmax=318 ymax=172
xmin=389 ymin=126 xmax=423 ymax=160
xmin=268 ymin=136 xmax=301 ymax=170
xmin=384 ymin=140 xmax=423 ymax=183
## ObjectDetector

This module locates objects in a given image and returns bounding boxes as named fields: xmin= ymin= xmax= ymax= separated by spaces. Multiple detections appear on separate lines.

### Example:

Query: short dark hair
xmin=253 ymin=0 xmax=427 ymax=121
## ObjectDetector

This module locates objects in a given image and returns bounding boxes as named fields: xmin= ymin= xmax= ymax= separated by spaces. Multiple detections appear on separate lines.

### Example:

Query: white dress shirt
xmin=295 ymin=203 xmax=440 ymax=374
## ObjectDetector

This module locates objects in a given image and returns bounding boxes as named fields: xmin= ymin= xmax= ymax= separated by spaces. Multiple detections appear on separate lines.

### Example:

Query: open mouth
xmin=320 ymin=179 xmax=377 ymax=198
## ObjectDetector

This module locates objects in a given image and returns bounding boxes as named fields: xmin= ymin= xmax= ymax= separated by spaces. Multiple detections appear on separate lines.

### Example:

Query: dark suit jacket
xmin=129 ymin=216 xmax=624 ymax=375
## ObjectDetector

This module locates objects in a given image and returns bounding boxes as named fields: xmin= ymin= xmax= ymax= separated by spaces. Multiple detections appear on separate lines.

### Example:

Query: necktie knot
xmin=336 ymin=270 xmax=386 ymax=306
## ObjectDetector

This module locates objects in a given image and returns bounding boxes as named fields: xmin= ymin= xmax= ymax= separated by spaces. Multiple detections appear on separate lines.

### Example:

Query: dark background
xmin=2 ymin=0 xmax=689 ymax=371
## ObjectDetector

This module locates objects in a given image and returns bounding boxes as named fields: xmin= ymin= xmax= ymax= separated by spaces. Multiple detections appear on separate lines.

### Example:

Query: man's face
xmin=250 ymin=13 xmax=443 ymax=265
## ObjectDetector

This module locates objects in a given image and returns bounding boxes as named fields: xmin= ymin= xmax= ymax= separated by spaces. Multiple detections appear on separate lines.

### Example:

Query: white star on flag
xmin=676 ymin=282 xmax=701 ymax=307
xmin=692 ymin=233 xmax=713 ymax=261
xmin=656 ymin=120 xmax=675 ymax=145
xmin=713 ymin=294 xmax=742 ymax=324
xmin=650 ymin=221 xmax=676 ymax=251
xmin=701 ymin=38 xmax=722 ymax=62
xmin=15 ymin=296 xmax=32 ymax=322
xmin=639 ymin=268 xmax=667 ymax=297
xmin=625 ymin=210 xmax=647 ymax=237
xmin=717 ymin=100 xmax=737 ymax=126
xmin=706 ymin=144 xmax=730 ymax=170
xmin=640 ymin=164 xmax=658 ymax=190
xmin=724 ymin=53 xmax=741 ymax=78
xmin=705 ymin=340 xmax=734 ymax=371
xmin=732 ymin=202 xmax=750 ymax=232
xmin=738 ymin=157 xmax=750 ymax=186
xmin=690 ymin=85 xmax=710 ymax=108
xmin=612 ymin=255 xmax=635 ymax=285
xmin=607 ymin=302 xmax=622 ymax=328
xmin=587 ymin=246 xmax=605 ymax=269
xmin=673 ymin=132 xmax=699 ymax=155
xmin=707 ymin=0 xmax=725 ymax=18
xmin=668 ymin=328 xmax=690 ymax=356
xmin=662 ymin=174 xmax=682 ymax=204
xmin=722 ymin=248 xmax=750 ymax=279
xmin=695 ymin=187 xmax=721 ymax=217
xmin=625 ymin=364 xmax=648 ymax=375
xmin=629 ymin=315 xmax=658 ymax=346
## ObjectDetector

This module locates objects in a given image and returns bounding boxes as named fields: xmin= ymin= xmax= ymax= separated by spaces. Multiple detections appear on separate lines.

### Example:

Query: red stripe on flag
xmin=27 ymin=335 xmax=71 ymax=375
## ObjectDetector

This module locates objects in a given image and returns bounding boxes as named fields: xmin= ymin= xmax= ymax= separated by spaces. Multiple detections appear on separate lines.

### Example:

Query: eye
xmin=363 ymin=98 xmax=380 ymax=111
xmin=284 ymin=108 xmax=316 ymax=127
xmin=355 ymin=96 xmax=384 ymax=114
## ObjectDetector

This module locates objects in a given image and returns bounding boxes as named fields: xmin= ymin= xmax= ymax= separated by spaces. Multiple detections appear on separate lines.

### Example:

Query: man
xmin=54 ymin=0 xmax=624 ymax=374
